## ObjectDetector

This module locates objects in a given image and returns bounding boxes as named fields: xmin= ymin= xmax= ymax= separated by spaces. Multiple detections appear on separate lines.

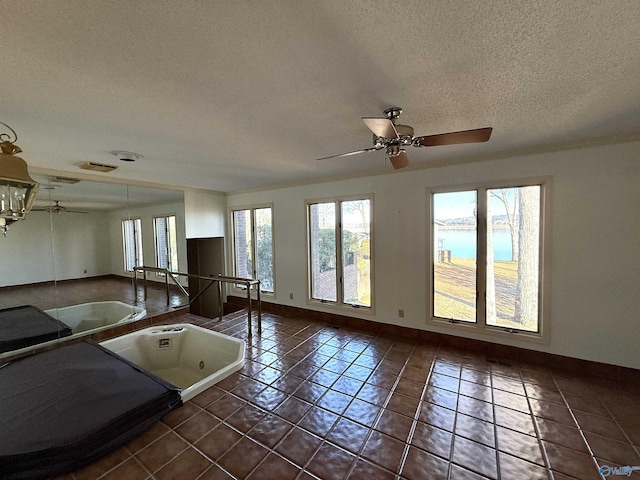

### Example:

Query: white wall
xmin=108 ymin=201 xmax=187 ymax=284
xmin=184 ymin=190 xmax=226 ymax=238
xmin=0 ymin=210 xmax=111 ymax=287
xmin=0 ymin=198 xmax=188 ymax=288
xmin=227 ymin=141 xmax=640 ymax=369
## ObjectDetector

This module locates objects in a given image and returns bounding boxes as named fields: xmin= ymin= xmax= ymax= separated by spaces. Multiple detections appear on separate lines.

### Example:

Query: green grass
xmin=434 ymin=257 xmax=538 ymax=332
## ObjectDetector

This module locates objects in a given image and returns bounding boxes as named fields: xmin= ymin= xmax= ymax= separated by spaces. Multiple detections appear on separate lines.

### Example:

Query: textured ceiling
xmin=31 ymin=174 xmax=183 ymax=211
xmin=2 ymin=0 xmax=639 ymax=193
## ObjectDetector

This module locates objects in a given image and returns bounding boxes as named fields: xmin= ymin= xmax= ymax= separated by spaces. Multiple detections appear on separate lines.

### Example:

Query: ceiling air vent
xmin=51 ymin=176 xmax=80 ymax=184
xmin=79 ymin=162 xmax=118 ymax=173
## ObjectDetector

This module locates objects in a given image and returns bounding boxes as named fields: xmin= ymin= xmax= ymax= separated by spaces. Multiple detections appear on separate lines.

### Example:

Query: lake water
xmin=438 ymin=228 xmax=513 ymax=260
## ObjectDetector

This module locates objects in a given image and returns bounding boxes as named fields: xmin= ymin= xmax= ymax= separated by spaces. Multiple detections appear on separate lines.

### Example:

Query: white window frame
xmin=427 ymin=177 xmax=550 ymax=343
xmin=153 ymin=214 xmax=178 ymax=274
xmin=230 ymin=204 xmax=275 ymax=295
xmin=306 ymin=194 xmax=374 ymax=312
xmin=122 ymin=218 xmax=143 ymax=272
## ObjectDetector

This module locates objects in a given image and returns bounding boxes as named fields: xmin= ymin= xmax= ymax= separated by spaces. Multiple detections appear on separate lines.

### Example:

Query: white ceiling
xmin=2 ymin=1 xmax=640 ymax=194
xmin=31 ymin=174 xmax=183 ymax=211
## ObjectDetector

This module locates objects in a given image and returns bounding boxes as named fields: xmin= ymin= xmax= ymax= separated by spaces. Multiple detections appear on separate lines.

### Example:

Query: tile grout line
xmin=584 ymin=378 xmax=640 ymax=463
xmin=490 ymin=365 xmax=501 ymax=480
xmin=550 ymin=370 xmax=602 ymax=477
xmin=215 ymin=324 xmax=377 ymax=479
xmin=297 ymin=329 xmax=392 ymax=479
xmin=522 ymin=366 xmax=554 ymax=479
xmin=334 ymin=333 xmax=397 ymax=478
xmin=395 ymin=342 xmax=440 ymax=480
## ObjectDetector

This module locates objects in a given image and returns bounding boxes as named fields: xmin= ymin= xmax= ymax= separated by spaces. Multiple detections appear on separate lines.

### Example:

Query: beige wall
xmin=227 ymin=140 xmax=640 ymax=369
xmin=184 ymin=190 xmax=226 ymax=239
xmin=0 ymin=210 xmax=111 ymax=287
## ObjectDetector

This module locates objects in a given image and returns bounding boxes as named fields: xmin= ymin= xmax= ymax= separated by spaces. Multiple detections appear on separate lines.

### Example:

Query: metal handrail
xmin=132 ymin=266 xmax=262 ymax=335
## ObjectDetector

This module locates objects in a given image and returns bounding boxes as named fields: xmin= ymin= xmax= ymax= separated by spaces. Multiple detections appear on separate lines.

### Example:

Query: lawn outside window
xmin=428 ymin=178 xmax=550 ymax=341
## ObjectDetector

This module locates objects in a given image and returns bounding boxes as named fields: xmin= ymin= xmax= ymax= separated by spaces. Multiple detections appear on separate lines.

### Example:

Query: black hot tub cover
xmin=0 ymin=305 xmax=73 ymax=353
xmin=0 ymin=340 xmax=182 ymax=479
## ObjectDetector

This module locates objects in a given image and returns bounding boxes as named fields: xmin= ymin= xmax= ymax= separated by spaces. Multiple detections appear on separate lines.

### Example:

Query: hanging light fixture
xmin=0 ymin=121 xmax=40 ymax=236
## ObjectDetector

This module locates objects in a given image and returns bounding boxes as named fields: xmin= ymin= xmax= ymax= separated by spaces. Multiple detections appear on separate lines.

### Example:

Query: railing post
xmin=133 ymin=268 xmax=138 ymax=304
xmin=133 ymin=268 xmax=262 ymax=336
xmin=246 ymin=281 xmax=252 ymax=336
xmin=257 ymin=284 xmax=262 ymax=334
xmin=143 ymin=269 xmax=148 ymax=300
xmin=165 ymin=271 xmax=170 ymax=306
xmin=217 ymin=279 xmax=223 ymax=322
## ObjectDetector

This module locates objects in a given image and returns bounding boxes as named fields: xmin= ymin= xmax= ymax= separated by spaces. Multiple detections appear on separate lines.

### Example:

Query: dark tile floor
xmin=50 ymin=310 xmax=640 ymax=480
xmin=0 ymin=275 xmax=188 ymax=315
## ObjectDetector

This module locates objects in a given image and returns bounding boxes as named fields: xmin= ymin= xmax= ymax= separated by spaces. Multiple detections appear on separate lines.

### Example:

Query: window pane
xmin=154 ymin=217 xmax=168 ymax=269
xmin=122 ymin=220 xmax=134 ymax=271
xmin=167 ymin=216 xmax=178 ymax=271
xmin=123 ymin=219 xmax=143 ymax=271
xmin=233 ymin=210 xmax=252 ymax=278
xmin=255 ymin=207 xmax=273 ymax=292
xmin=309 ymin=202 xmax=337 ymax=301
xmin=433 ymin=191 xmax=477 ymax=322
xmin=486 ymin=186 xmax=540 ymax=332
xmin=134 ymin=219 xmax=143 ymax=268
xmin=154 ymin=216 xmax=178 ymax=272
xmin=341 ymin=199 xmax=371 ymax=307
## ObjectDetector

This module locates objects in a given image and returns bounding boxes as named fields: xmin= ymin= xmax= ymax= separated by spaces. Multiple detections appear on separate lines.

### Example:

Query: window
xmin=307 ymin=196 xmax=372 ymax=308
xmin=231 ymin=206 xmax=274 ymax=293
xmin=430 ymin=181 xmax=546 ymax=334
xmin=122 ymin=218 xmax=143 ymax=272
xmin=153 ymin=215 xmax=178 ymax=272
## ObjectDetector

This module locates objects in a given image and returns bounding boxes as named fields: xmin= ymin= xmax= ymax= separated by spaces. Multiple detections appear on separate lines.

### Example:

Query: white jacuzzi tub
xmin=46 ymin=301 xmax=146 ymax=334
xmin=100 ymin=324 xmax=245 ymax=401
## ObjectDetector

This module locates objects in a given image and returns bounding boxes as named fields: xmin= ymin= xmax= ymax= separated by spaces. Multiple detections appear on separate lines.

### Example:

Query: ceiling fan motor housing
xmin=395 ymin=124 xmax=414 ymax=144
xmin=372 ymin=124 xmax=414 ymax=146
xmin=317 ymin=106 xmax=491 ymax=171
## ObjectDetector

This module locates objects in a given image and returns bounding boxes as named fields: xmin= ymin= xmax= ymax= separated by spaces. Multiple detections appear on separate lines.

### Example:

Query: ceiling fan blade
xmin=415 ymin=127 xmax=493 ymax=147
xmin=316 ymin=147 xmax=380 ymax=161
xmin=388 ymin=150 xmax=409 ymax=169
xmin=362 ymin=117 xmax=398 ymax=139
xmin=31 ymin=200 xmax=89 ymax=214
xmin=33 ymin=201 xmax=62 ymax=213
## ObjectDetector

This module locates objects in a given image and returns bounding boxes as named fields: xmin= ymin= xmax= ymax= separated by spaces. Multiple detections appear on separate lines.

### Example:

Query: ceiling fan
xmin=317 ymin=107 xmax=493 ymax=169
xmin=32 ymin=200 xmax=89 ymax=215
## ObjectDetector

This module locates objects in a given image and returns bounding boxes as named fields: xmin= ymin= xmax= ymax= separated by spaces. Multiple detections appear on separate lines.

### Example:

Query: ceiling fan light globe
xmin=394 ymin=124 xmax=414 ymax=137
xmin=386 ymin=145 xmax=400 ymax=156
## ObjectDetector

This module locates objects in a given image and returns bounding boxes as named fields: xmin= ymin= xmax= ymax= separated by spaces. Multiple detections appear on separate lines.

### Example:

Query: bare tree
xmin=486 ymin=197 xmax=496 ymax=325
xmin=514 ymin=187 xmax=540 ymax=326
xmin=490 ymin=189 xmax=519 ymax=261
xmin=343 ymin=199 xmax=368 ymax=231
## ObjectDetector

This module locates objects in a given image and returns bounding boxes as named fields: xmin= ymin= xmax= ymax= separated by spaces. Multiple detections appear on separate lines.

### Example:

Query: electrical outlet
xmin=83 ymin=269 xmax=87 ymax=274
xmin=289 ymin=293 xmax=294 ymax=300
xmin=398 ymin=309 xmax=404 ymax=318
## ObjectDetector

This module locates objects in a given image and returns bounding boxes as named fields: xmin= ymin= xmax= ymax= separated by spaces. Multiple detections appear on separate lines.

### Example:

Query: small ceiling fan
xmin=317 ymin=107 xmax=493 ymax=169
xmin=32 ymin=200 xmax=89 ymax=215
